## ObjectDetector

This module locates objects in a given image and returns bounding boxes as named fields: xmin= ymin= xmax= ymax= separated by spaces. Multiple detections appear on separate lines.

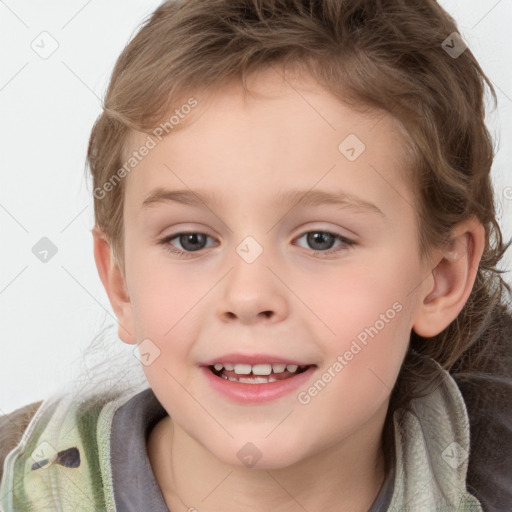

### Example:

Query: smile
xmin=202 ymin=363 xmax=317 ymax=403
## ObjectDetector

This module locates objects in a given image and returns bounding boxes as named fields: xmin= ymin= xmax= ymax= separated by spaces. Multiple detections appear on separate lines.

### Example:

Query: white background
xmin=1 ymin=0 xmax=511 ymax=414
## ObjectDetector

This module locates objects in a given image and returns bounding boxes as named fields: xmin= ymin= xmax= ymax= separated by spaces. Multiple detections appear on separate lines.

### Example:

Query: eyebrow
xmin=141 ymin=187 xmax=385 ymax=217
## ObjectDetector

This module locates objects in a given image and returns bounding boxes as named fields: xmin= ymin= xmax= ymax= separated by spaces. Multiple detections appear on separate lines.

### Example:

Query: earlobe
xmin=92 ymin=227 xmax=137 ymax=345
xmin=412 ymin=217 xmax=486 ymax=338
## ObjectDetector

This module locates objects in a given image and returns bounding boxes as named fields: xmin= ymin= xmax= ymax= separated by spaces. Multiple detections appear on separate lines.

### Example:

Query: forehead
xmin=122 ymin=68 xmax=415 ymax=219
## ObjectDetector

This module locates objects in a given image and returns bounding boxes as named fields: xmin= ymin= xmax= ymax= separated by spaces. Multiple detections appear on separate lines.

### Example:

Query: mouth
xmin=208 ymin=362 xmax=313 ymax=384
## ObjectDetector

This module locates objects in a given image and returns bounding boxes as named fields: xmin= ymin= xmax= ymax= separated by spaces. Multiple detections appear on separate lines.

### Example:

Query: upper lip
xmin=201 ymin=353 xmax=315 ymax=366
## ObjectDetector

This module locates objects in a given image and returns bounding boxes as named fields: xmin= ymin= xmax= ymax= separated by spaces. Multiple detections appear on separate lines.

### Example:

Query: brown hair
xmin=86 ymin=0 xmax=512 ymax=478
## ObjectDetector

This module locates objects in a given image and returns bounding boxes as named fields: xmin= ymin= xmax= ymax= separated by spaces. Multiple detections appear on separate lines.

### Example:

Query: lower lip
xmin=200 ymin=366 xmax=317 ymax=403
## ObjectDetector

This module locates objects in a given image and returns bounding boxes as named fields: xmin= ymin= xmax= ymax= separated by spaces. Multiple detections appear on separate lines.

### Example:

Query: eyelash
xmin=158 ymin=230 xmax=356 ymax=259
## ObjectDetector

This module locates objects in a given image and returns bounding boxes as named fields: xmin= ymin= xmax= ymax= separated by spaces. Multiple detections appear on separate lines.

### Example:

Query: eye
xmin=159 ymin=232 xmax=216 ymax=257
xmin=294 ymin=230 xmax=356 ymax=257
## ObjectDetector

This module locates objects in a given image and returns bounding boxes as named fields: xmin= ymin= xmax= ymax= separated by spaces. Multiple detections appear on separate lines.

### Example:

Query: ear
xmin=92 ymin=226 xmax=137 ymax=345
xmin=412 ymin=216 xmax=486 ymax=338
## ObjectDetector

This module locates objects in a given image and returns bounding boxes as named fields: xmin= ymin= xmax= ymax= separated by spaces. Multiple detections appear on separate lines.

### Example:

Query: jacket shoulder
xmin=452 ymin=305 xmax=512 ymax=511
xmin=0 ymin=401 xmax=43 ymax=480
xmin=1 ymin=390 xmax=138 ymax=511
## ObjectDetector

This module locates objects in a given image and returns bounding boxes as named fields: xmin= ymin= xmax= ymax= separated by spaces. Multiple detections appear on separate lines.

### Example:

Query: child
xmin=1 ymin=0 xmax=511 ymax=510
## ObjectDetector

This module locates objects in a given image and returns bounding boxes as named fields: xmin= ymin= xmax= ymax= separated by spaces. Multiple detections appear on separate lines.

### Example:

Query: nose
xmin=215 ymin=256 xmax=288 ymax=325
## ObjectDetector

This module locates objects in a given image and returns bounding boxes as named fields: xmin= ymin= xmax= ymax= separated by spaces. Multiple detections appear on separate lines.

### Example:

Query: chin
xmin=206 ymin=435 xmax=311 ymax=470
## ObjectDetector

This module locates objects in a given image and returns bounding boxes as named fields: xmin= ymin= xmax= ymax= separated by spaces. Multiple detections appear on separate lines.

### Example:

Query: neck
xmin=147 ymin=406 xmax=389 ymax=512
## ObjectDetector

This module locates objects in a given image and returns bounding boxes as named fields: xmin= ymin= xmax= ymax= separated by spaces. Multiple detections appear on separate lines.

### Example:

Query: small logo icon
xmin=338 ymin=134 xmax=366 ymax=162
xmin=31 ymin=31 xmax=59 ymax=59
xmin=32 ymin=237 xmax=58 ymax=263
xmin=441 ymin=441 xmax=468 ymax=469
xmin=236 ymin=236 xmax=263 ymax=264
xmin=442 ymin=32 xmax=467 ymax=59
xmin=30 ymin=442 xmax=58 ymax=470
xmin=236 ymin=442 xmax=263 ymax=468
xmin=133 ymin=338 xmax=161 ymax=366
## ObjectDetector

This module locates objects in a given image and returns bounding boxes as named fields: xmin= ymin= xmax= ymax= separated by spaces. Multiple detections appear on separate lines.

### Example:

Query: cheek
xmin=302 ymin=257 xmax=415 ymax=398
xmin=303 ymin=313 xmax=411 ymax=442
xmin=128 ymin=253 xmax=207 ymax=334
xmin=126 ymin=257 xmax=208 ymax=399
xmin=302 ymin=258 xmax=412 ymax=338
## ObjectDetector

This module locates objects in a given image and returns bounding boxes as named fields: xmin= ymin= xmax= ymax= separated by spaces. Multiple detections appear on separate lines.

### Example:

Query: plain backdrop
xmin=1 ymin=0 xmax=511 ymax=414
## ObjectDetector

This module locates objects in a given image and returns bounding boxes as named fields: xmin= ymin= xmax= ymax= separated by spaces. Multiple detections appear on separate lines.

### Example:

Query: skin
xmin=93 ymin=66 xmax=485 ymax=512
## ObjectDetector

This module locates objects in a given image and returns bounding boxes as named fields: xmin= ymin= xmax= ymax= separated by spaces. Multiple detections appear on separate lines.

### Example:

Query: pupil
xmin=181 ymin=233 xmax=206 ymax=251
xmin=309 ymin=232 xmax=334 ymax=250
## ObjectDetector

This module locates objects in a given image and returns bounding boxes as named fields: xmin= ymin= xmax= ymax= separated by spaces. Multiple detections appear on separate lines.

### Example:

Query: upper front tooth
xmin=286 ymin=364 xmax=298 ymax=372
xmin=233 ymin=363 xmax=252 ymax=375
xmin=272 ymin=363 xmax=286 ymax=373
xmin=224 ymin=363 xmax=234 ymax=371
xmin=252 ymin=364 xmax=272 ymax=375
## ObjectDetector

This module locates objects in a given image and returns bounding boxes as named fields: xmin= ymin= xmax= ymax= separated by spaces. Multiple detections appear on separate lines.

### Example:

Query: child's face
xmin=119 ymin=67 xmax=435 ymax=468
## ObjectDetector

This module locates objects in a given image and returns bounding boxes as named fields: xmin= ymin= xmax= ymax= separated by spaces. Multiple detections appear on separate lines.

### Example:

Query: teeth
xmin=233 ymin=364 xmax=252 ymax=375
xmin=239 ymin=376 xmax=272 ymax=384
xmin=212 ymin=362 xmax=307 ymax=375
xmin=228 ymin=375 xmax=278 ymax=384
xmin=252 ymin=364 xmax=272 ymax=375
